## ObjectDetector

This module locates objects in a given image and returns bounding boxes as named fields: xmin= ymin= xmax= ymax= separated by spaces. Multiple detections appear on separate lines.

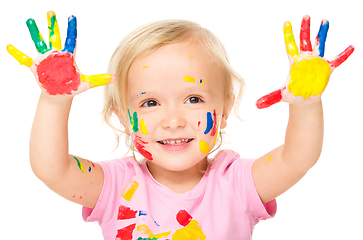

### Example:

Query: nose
xmin=161 ymin=107 xmax=186 ymax=129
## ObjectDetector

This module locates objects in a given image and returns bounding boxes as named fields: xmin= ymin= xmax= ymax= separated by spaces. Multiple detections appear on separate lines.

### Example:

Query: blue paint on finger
xmin=317 ymin=20 xmax=329 ymax=57
xmin=62 ymin=15 xmax=77 ymax=54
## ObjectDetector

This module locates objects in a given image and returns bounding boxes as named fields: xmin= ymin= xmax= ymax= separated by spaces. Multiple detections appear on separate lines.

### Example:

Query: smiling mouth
xmin=157 ymin=138 xmax=193 ymax=145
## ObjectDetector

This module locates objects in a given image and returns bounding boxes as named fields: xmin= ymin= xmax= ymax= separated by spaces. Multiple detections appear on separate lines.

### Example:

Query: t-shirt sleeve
xmin=82 ymin=157 xmax=137 ymax=226
xmin=223 ymin=151 xmax=277 ymax=224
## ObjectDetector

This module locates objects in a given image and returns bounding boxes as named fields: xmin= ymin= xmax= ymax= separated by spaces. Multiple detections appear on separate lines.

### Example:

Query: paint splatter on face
xmin=128 ymin=109 xmax=139 ymax=132
xmin=140 ymin=119 xmax=149 ymax=135
xmin=184 ymin=75 xmax=196 ymax=83
xmin=133 ymin=135 xmax=153 ymax=160
xmin=199 ymin=111 xmax=220 ymax=154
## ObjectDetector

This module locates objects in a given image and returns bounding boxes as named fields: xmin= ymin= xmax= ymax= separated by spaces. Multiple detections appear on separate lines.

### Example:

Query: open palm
xmin=256 ymin=15 xmax=354 ymax=109
xmin=6 ymin=11 xmax=116 ymax=96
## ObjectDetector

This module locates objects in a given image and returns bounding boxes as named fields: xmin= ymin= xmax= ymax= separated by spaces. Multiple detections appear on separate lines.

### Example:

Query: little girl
xmin=7 ymin=11 xmax=354 ymax=240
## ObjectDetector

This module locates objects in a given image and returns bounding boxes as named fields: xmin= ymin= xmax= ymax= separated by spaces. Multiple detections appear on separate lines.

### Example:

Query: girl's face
xmin=126 ymin=40 xmax=229 ymax=173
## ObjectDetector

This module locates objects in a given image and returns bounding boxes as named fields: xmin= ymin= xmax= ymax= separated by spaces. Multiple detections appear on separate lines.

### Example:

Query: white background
xmin=1 ymin=0 xmax=362 ymax=239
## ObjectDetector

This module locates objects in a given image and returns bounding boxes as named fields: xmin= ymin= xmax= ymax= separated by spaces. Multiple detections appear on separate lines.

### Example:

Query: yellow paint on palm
xmin=288 ymin=56 xmax=331 ymax=99
xmin=183 ymin=75 xmax=196 ymax=82
xmin=137 ymin=224 xmax=171 ymax=239
xmin=172 ymin=220 xmax=206 ymax=240
xmin=6 ymin=44 xmax=34 ymax=67
xmin=140 ymin=119 xmax=149 ymax=135
xmin=81 ymin=74 xmax=113 ymax=88
xmin=283 ymin=21 xmax=299 ymax=58
xmin=121 ymin=180 xmax=139 ymax=201
xmin=47 ymin=11 xmax=62 ymax=50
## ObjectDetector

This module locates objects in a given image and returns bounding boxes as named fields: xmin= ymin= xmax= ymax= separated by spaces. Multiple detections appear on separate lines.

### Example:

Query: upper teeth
xmin=161 ymin=139 xmax=190 ymax=145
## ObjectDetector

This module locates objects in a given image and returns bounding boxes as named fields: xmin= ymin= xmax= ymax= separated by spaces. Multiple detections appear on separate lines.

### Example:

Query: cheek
xmin=198 ymin=110 xmax=220 ymax=154
xmin=132 ymin=134 xmax=153 ymax=161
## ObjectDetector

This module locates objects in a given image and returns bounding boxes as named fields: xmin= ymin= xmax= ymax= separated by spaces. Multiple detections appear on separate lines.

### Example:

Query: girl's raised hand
xmin=256 ymin=15 xmax=354 ymax=109
xmin=6 ymin=11 xmax=116 ymax=96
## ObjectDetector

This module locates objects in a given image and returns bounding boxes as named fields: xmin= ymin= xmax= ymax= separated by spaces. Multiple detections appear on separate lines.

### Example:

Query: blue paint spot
xmin=138 ymin=210 xmax=147 ymax=216
xmin=137 ymin=92 xmax=146 ymax=97
xmin=88 ymin=166 xmax=91 ymax=172
xmin=62 ymin=15 xmax=77 ymax=54
xmin=204 ymin=112 xmax=214 ymax=134
xmin=151 ymin=215 xmax=160 ymax=227
xmin=317 ymin=21 xmax=329 ymax=57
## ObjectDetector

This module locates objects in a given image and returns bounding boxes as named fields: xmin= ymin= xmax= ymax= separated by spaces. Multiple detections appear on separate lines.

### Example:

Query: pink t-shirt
xmin=83 ymin=150 xmax=276 ymax=240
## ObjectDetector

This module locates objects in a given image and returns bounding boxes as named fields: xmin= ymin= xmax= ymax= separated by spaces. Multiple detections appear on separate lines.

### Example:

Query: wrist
xmin=39 ymin=91 xmax=74 ymax=106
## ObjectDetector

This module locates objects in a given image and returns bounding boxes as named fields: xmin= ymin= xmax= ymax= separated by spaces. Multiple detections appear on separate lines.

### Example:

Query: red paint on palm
xmin=117 ymin=205 xmax=137 ymax=220
xmin=256 ymin=89 xmax=283 ymax=109
xmin=115 ymin=224 xmax=136 ymax=240
xmin=176 ymin=209 xmax=193 ymax=226
xmin=36 ymin=52 xmax=80 ymax=95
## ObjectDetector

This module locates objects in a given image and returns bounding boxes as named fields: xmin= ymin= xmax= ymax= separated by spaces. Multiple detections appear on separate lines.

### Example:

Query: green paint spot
xmin=26 ymin=18 xmax=49 ymax=54
xmin=128 ymin=109 xmax=139 ymax=132
xmin=73 ymin=156 xmax=86 ymax=173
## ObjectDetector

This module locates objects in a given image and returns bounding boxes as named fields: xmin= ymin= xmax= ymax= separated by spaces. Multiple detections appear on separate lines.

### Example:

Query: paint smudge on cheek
xmin=140 ymin=119 xmax=149 ymax=135
xmin=199 ymin=139 xmax=211 ymax=154
xmin=128 ymin=109 xmax=139 ymax=132
xmin=115 ymin=224 xmax=136 ymax=240
xmin=37 ymin=52 xmax=81 ymax=95
xmin=204 ymin=112 xmax=213 ymax=134
xmin=122 ymin=180 xmax=139 ymax=201
xmin=133 ymin=135 xmax=153 ymax=160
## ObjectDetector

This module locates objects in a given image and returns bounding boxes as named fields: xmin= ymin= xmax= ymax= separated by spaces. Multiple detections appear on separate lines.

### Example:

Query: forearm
xmin=282 ymin=99 xmax=324 ymax=172
xmin=29 ymin=92 xmax=74 ymax=185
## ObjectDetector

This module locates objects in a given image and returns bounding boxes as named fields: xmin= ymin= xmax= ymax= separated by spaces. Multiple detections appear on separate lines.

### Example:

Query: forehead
xmin=127 ymin=41 xmax=224 ymax=96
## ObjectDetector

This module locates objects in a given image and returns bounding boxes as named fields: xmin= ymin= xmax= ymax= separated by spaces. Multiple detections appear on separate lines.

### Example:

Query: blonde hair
xmin=103 ymin=19 xmax=244 ymax=152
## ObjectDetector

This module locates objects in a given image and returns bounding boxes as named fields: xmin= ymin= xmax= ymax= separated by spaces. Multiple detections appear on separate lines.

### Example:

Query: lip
xmin=157 ymin=138 xmax=194 ymax=151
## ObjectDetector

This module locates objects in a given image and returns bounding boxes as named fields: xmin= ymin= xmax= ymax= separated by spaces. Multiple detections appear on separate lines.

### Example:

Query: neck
xmin=146 ymin=158 xmax=208 ymax=194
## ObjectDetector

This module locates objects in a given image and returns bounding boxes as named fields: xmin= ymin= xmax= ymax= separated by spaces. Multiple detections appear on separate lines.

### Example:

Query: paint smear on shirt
xmin=140 ymin=119 xmax=149 ymax=135
xmin=183 ymin=75 xmax=196 ymax=83
xmin=137 ymin=224 xmax=171 ymax=239
xmin=122 ymin=180 xmax=139 ymax=201
xmin=117 ymin=205 xmax=137 ymax=220
xmin=73 ymin=156 xmax=86 ymax=173
xmin=176 ymin=210 xmax=193 ymax=226
xmin=172 ymin=220 xmax=206 ymax=240
xmin=288 ymin=56 xmax=331 ymax=99
xmin=116 ymin=223 xmax=136 ymax=240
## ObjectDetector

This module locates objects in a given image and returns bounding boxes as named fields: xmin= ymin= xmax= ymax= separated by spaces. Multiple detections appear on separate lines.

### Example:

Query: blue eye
xmin=185 ymin=96 xmax=202 ymax=104
xmin=142 ymin=100 xmax=159 ymax=107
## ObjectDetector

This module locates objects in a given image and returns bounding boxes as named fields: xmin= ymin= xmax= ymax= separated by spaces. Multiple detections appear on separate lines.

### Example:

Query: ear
xmin=114 ymin=108 xmax=131 ymax=136
xmin=220 ymin=94 xmax=235 ymax=129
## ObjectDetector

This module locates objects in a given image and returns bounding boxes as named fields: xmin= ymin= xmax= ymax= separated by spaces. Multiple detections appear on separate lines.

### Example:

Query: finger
xmin=26 ymin=18 xmax=49 ymax=54
xmin=62 ymin=15 xmax=77 ymax=54
xmin=300 ymin=15 xmax=312 ymax=52
xmin=328 ymin=45 xmax=355 ymax=69
xmin=80 ymin=73 xmax=116 ymax=88
xmin=6 ymin=44 xmax=34 ymax=67
xmin=47 ymin=11 xmax=62 ymax=50
xmin=256 ymin=89 xmax=283 ymax=109
xmin=283 ymin=21 xmax=299 ymax=58
xmin=313 ymin=19 xmax=329 ymax=57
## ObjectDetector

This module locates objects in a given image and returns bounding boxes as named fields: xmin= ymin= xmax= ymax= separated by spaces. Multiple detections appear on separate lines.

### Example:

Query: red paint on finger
xmin=176 ymin=210 xmax=193 ymax=226
xmin=256 ymin=89 xmax=283 ymax=109
xmin=37 ymin=52 xmax=80 ymax=95
xmin=300 ymin=15 xmax=312 ymax=52
xmin=328 ymin=45 xmax=355 ymax=68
